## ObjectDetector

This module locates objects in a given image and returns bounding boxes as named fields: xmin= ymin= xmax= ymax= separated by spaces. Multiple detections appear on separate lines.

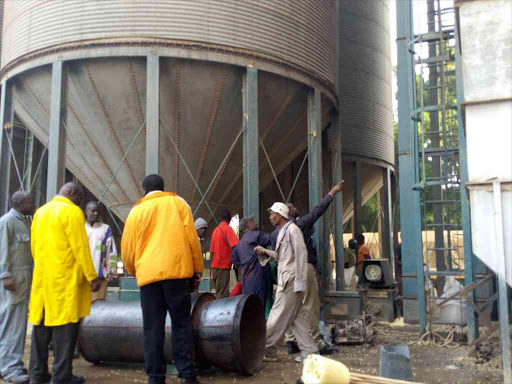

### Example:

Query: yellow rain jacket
xmin=29 ymin=196 xmax=98 ymax=326
xmin=121 ymin=192 xmax=203 ymax=287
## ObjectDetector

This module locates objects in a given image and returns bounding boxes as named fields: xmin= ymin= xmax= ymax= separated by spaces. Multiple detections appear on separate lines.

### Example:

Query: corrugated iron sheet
xmin=338 ymin=0 xmax=394 ymax=165
xmin=0 ymin=0 xmax=4 ymax=61
xmin=1 ymin=0 xmax=335 ymax=89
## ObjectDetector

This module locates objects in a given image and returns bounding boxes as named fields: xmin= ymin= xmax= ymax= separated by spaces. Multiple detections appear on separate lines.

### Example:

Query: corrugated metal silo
xmin=338 ymin=0 xmax=394 ymax=222
xmin=1 ymin=0 xmax=337 ymax=221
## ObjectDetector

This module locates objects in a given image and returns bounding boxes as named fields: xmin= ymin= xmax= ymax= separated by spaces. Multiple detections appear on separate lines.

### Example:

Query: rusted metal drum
xmin=78 ymin=293 xmax=266 ymax=375
xmin=78 ymin=292 xmax=215 ymax=364
xmin=194 ymin=294 xmax=266 ymax=375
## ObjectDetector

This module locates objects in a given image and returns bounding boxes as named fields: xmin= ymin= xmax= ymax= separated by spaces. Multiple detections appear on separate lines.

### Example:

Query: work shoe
xmin=263 ymin=354 xmax=279 ymax=362
xmin=29 ymin=373 xmax=51 ymax=384
xmin=294 ymin=353 xmax=309 ymax=363
xmin=319 ymin=345 xmax=334 ymax=355
xmin=50 ymin=376 xmax=85 ymax=384
xmin=287 ymin=341 xmax=300 ymax=355
xmin=180 ymin=379 xmax=202 ymax=384
xmin=6 ymin=373 xmax=30 ymax=383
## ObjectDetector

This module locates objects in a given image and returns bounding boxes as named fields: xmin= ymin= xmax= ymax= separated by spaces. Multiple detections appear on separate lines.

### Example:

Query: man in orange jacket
xmin=121 ymin=175 xmax=203 ymax=384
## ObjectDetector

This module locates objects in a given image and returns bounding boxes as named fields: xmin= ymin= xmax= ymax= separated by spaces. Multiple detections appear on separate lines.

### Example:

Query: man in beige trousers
xmin=255 ymin=203 xmax=318 ymax=363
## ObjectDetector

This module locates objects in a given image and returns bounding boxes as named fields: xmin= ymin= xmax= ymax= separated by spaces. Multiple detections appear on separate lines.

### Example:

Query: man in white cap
xmin=254 ymin=202 xmax=318 ymax=363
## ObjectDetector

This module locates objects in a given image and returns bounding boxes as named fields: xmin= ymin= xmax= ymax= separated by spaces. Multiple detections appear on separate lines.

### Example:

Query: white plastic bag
xmin=344 ymin=266 xmax=358 ymax=291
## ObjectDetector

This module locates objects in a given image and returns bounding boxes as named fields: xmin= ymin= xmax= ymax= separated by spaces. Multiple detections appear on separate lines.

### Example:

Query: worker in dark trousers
xmin=273 ymin=180 xmax=344 ymax=356
xmin=122 ymin=175 xmax=203 ymax=384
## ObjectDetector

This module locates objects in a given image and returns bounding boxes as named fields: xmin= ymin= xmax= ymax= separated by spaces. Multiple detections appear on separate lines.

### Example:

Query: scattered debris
xmin=331 ymin=313 xmax=376 ymax=346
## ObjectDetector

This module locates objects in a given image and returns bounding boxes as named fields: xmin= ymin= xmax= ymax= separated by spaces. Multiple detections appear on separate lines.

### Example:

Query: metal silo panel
xmin=0 ymin=0 xmax=4 ymax=63
xmin=338 ymin=0 xmax=394 ymax=165
xmin=1 ymin=0 xmax=336 ymax=91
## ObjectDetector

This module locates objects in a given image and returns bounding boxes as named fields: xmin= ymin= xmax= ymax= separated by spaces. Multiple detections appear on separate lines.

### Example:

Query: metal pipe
xmin=78 ymin=293 xmax=265 ymax=376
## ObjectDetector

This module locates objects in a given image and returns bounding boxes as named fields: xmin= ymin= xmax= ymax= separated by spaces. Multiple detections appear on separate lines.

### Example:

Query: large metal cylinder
xmin=78 ymin=293 xmax=265 ymax=375
xmin=1 ymin=0 xmax=336 ymax=222
xmin=194 ymin=294 xmax=266 ymax=375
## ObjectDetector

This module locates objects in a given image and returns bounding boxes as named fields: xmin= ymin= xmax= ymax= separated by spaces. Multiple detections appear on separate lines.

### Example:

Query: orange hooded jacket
xmin=121 ymin=192 xmax=203 ymax=286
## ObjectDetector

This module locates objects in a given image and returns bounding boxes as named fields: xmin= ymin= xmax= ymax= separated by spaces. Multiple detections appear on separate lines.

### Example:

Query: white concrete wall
xmin=459 ymin=0 xmax=512 ymax=102
xmin=459 ymin=0 xmax=512 ymax=286
xmin=465 ymin=101 xmax=512 ymax=182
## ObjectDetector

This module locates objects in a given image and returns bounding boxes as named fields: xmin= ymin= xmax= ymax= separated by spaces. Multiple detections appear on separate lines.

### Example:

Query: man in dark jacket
xmin=280 ymin=180 xmax=344 ymax=355
xmin=231 ymin=215 xmax=273 ymax=307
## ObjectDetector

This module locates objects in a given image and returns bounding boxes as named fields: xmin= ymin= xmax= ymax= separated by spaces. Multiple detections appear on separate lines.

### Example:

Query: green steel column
xmin=352 ymin=161 xmax=362 ymax=238
xmin=47 ymin=62 xmax=67 ymax=201
xmin=24 ymin=131 xmax=35 ymax=192
xmin=454 ymin=11 xmax=479 ymax=343
xmin=0 ymin=81 xmax=14 ymax=215
xmin=396 ymin=0 xmax=426 ymax=333
xmin=242 ymin=68 xmax=259 ymax=224
xmin=146 ymin=56 xmax=160 ymax=175
xmin=381 ymin=168 xmax=394 ymax=261
xmin=307 ymin=88 xmax=324 ymax=288
xmin=332 ymin=113 xmax=345 ymax=291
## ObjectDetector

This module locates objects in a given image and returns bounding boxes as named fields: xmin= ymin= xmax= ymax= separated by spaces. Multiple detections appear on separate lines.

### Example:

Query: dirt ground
xmin=1 ymin=322 xmax=504 ymax=384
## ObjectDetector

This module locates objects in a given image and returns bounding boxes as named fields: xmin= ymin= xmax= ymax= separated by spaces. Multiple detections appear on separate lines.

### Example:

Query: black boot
xmin=319 ymin=344 xmax=334 ymax=355
xmin=287 ymin=341 xmax=300 ymax=355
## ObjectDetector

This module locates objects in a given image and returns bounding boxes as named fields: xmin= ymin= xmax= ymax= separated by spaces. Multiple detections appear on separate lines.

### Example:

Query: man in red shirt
xmin=209 ymin=209 xmax=238 ymax=298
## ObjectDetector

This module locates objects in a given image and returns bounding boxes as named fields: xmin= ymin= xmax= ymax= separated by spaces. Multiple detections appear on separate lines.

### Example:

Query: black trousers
xmin=29 ymin=315 xmax=79 ymax=384
xmin=140 ymin=279 xmax=196 ymax=384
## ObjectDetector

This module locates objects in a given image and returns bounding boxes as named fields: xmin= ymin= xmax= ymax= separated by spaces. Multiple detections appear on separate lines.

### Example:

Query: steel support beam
xmin=331 ymin=114 xmax=344 ymax=291
xmin=381 ymin=168 xmax=393 ymax=261
xmin=352 ymin=161 xmax=361 ymax=237
xmin=454 ymin=11 xmax=479 ymax=343
xmin=307 ymin=88 xmax=324 ymax=287
xmin=0 ymin=81 xmax=14 ymax=215
xmin=396 ymin=0 xmax=426 ymax=333
xmin=47 ymin=62 xmax=68 ymax=200
xmin=334 ymin=0 xmax=344 ymax=291
xmin=242 ymin=68 xmax=259 ymax=223
xmin=24 ymin=131 xmax=35 ymax=192
xmin=493 ymin=182 xmax=511 ymax=384
xmin=146 ymin=55 xmax=160 ymax=175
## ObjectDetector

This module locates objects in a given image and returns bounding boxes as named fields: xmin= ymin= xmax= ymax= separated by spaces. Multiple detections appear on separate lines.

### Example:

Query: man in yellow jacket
xmin=29 ymin=183 xmax=100 ymax=384
xmin=121 ymin=174 xmax=203 ymax=384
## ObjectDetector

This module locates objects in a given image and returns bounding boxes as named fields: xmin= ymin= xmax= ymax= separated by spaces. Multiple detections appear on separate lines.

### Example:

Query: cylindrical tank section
xmin=0 ymin=0 xmax=4 ymax=60
xmin=194 ymin=294 xmax=266 ymax=374
xmin=1 ymin=1 xmax=336 ymax=92
xmin=78 ymin=294 xmax=266 ymax=375
xmin=338 ymin=0 xmax=394 ymax=165
xmin=1 ymin=0 xmax=336 ymax=222
xmin=337 ymin=0 xmax=394 ymax=221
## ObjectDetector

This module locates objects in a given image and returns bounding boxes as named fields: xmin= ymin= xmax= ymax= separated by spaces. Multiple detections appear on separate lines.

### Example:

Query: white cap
xmin=268 ymin=202 xmax=289 ymax=219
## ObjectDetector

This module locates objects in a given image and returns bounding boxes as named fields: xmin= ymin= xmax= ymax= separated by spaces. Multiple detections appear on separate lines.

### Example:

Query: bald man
xmin=29 ymin=183 xmax=100 ymax=384
xmin=0 ymin=192 xmax=36 ymax=384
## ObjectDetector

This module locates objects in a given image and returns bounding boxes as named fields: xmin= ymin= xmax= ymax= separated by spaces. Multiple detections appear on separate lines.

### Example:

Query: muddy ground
xmin=1 ymin=322 xmax=504 ymax=384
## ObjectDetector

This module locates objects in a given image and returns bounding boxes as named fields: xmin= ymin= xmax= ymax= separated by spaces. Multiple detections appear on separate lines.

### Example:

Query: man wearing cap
xmin=231 ymin=215 xmax=272 ymax=307
xmin=194 ymin=218 xmax=209 ymax=256
xmin=255 ymin=203 xmax=318 ymax=363
xmin=281 ymin=180 xmax=344 ymax=356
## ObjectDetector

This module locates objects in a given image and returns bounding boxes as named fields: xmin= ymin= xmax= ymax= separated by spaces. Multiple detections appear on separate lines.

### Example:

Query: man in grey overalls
xmin=0 ymin=191 xmax=36 ymax=383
